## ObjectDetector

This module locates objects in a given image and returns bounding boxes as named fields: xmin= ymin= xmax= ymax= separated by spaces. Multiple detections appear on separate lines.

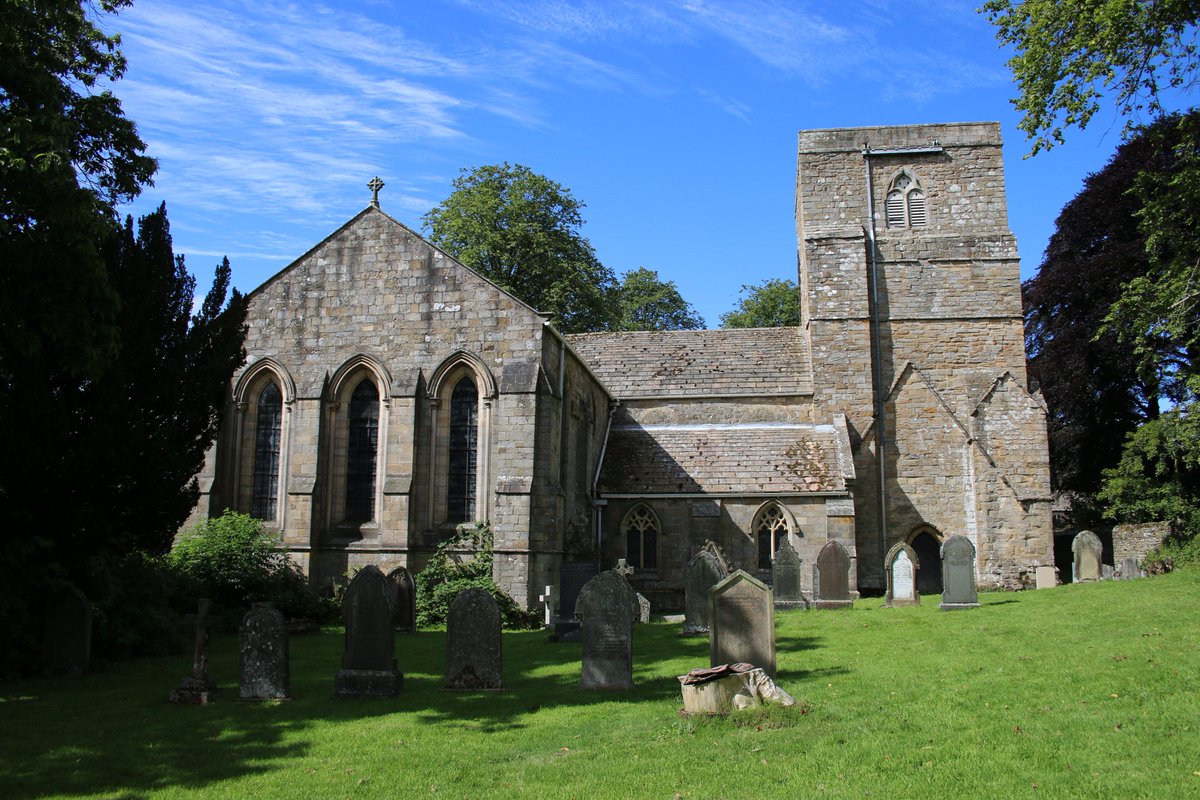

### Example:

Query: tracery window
xmin=447 ymin=376 xmax=478 ymax=523
xmin=886 ymin=171 xmax=927 ymax=228
xmin=345 ymin=379 xmax=379 ymax=522
xmin=756 ymin=502 xmax=790 ymax=570
xmin=250 ymin=382 xmax=282 ymax=520
xmin=624 ymin=504 xmax=658 ymax=570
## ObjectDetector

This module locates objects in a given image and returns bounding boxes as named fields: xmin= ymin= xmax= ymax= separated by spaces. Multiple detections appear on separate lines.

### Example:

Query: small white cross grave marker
xmin=538 ymin=584 xmax=553 ymax=626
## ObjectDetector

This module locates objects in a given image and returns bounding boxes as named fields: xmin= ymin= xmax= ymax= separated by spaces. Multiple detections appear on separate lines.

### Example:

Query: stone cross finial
xmin=613 ymin=558 xmax=634 ymax=579
xmin=368 ymin=176 xmax=384 ymax=208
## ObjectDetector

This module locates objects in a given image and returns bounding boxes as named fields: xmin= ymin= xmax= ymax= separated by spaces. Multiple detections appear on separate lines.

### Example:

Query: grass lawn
xmin=2 ymin=571 xmax=1198 ymax=799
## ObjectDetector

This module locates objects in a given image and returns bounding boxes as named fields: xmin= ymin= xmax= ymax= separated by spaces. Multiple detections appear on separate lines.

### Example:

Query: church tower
xmin=796 ymin=122 xmax=1053 ymax=590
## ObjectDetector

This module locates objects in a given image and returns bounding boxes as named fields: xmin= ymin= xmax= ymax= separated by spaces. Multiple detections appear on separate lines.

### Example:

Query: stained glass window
xmin=251 ymin=382 xmax=281 ymax=520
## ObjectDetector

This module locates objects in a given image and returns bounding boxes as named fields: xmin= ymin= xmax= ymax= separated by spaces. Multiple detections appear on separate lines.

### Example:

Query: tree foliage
xmin=1098 ymin=410 xmax=1200 ymax=535
xmin=422 ymin=163 xmax=620 ymax=333
xmin=615 ymin=267 xmax=705 ymax=331
xmin=719 ymin=278 xmax=800 ymax=328
xmin=0 ymin=0 xmax=156 ymax=378
xmin=983 ymin=0 xmax=1200 ymax=154
xmin=1024 ymin=115 xmax=1200 ymax=494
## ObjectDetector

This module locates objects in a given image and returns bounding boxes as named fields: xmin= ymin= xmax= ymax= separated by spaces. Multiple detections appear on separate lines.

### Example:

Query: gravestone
xmin=538 ymin=584 xmax=554 ymax=627
xmin=700 ymin=540 xmax=732 ymax=576
xmin=939 ymin=536 xmax=980 ymax=610
xmin=683 ymin=550 xmax=727 ymax=635
xmin=1072 ymin=530 xmax=1103 ymax=583
xmin=240 ymin=603 xmax=289 ymax=700
xmin=1035 ymin=565 xmax=1057 ymax=589
xmin=42 ymin=584 xmax=91 ymax=676
xmin=709 ymin=570 xmax=776 ymax=677
xmin=387 ymin=567 xmax=416 ymax=632
xmin=636 ymin=593 xmax=652 ymax=624
xmin=1117 ymin=557 xmax=1142 ymax=580
xmin=813 ymin=540 xmax=853 ymax=609
xmin=445 ymin=588 xmax=502 ymax=690
xmin=335 ymin=565 xmax=402 ymax=696
xmin=884 ymin=542 xmax=920 ymax=607
xmin=576 ymin=572 xmax=636 ymax=690
xmin=559 ymin=561 xmax=600 ymax=620
xmin=170 ymin=598 xmax=219 ymax=704
xmin=771 ymin=538 xmax=808 ymax=610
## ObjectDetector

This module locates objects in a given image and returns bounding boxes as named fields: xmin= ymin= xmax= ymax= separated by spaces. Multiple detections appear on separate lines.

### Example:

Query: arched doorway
xmin=910 ymin=528 xmax=943 ymax=594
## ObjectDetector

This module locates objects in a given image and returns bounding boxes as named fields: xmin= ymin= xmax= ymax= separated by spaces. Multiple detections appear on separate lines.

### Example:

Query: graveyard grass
xmin=3 ymin=572 xmax=1198 ymax=799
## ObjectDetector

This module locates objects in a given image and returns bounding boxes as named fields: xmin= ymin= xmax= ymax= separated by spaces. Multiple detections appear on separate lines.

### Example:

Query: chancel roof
xmin=566 ymin=328 xmax=811 ymax=398
xmin=598 ymin=422 xmax=849 ymax=496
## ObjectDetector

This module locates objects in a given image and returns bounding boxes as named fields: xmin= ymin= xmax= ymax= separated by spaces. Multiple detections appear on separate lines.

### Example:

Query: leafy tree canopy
xmin=1098 ymin=409 xmax=1200 ymax=535
xmin=719 ymin=278 xmax=800 ymax=328
xmin=615 ymin=267 xmax=705 ymax=331
xmin=1024 ymin=113 xmax=1200 ymax=494
xmin=0 ymin=0 xmax=156 ymax=378
xmin=422 ymin=163 xmax=620 ymax=333
xmin=984 ymin=0 xmax=1200 ymax=154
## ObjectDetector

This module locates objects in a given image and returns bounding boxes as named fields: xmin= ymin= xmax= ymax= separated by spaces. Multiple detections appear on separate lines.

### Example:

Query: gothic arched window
xmin=345 ymin=379 xmax=379 ymax=522
xmin=250 ymin=382 xmax=282 ymax=520
xmin=624 ymin=504 xmax=659 ymax=570
xmin=756 ymin=502 xmax=790 ymax=569
xmin=886 ymin=171 xmax=928 ymax=228
xmin=448 ymin=376 xmax=479 ymax=523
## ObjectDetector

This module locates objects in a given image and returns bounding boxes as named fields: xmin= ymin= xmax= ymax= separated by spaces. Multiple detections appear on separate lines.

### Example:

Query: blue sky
xmin=109 ymin=0 xmax=1133 ymax=328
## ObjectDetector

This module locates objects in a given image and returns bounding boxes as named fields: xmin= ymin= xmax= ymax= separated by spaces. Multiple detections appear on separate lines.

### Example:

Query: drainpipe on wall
xmin=593 ymin=401 xmax=619 ymax=570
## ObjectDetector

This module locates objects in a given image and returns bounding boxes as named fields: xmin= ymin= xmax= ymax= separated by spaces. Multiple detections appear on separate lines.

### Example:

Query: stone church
xmin=186 ymin=121 xmax=1053 ymax=610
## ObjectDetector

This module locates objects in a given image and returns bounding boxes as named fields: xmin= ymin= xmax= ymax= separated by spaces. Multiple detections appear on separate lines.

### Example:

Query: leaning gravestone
xmin=445 ymin=587 xmax=502 ymax=690
xmin=772 ymin=538 xmax=808 ymax=610
xmin=939 ymin=536 xmax=980 ymax=610
xmin=813 ymin=541 xmax=854 ymax=609
xmin=1072 ymin=530 xmax=1103 ymax=583
xmin=387 ymin=567 xmax=416 ymax=632
xmin=636 ymin=593 xmax=652 ymax=624
xmin=884 ymin=541 xmax=920 ymax=607
xmin=240 ymin=603 xmax=289 ymax=700
xmin=710 ymin=570 xmax=776 ymax=677
xmin=42 ymin=584 xmax=91 ymax=676
xmin=577 ymin=571 xmax=637 ymax=690
xmin=335 ymin=565 xmax=402 ymax=696
xmin=683 ymin=550 xmax=727 ymax=635
xmin=171 ymin=598 xmax=219 ymax=704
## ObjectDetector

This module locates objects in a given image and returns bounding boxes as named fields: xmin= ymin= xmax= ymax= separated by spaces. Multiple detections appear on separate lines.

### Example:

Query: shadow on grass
xmin=0 ymin=620 xmax=831 ymax=798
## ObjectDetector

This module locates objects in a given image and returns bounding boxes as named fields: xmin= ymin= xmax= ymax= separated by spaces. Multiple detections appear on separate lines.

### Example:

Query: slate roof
xmin=566 ymin=328 xmax=811 ymax=398
xmin=598 ymin=422 xmax=848 ymax=495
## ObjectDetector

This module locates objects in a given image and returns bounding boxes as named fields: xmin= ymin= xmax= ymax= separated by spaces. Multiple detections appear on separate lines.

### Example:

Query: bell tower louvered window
xmin=345 ymin=379 xmax=379 ymax=523
xmin=448 ymin=376 xmax=479 ymax=523
xmin=251 ymin=382 xmax=282 ymax=520
xmin=885 ymin=171 xmax=928 ymax=228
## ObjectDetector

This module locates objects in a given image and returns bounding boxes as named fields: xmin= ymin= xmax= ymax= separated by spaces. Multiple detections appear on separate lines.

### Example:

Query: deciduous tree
xmin=615 ymin=267 xmax=705 ymax=331
xmin=423 ymin=163 xmax=620 ymax=333
xmin=719 ymin=279 xmax=800 ymax=328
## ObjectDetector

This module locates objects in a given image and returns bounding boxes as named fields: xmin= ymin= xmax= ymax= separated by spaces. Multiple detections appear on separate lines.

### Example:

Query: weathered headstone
xmin=884 ymin=541 xmax=920 ymax=607
xmin=1072 ymin=530 xmax=1103 ymax=583
xmin=42 ymin=584 xmax=91 ymax=676
xmin=170 ymin=598 xmax=219 ymax=704
xmin=1035 ymin=565 xmax=1057 ymax=589
xmin=387 ymin=566 xmax=416 ymax=632
xmin=445 ymin=587 xmax=503 ymax=690
xmin=939 ymin=536 xmax=980 ymax=610
xmin=700 ymin=539 xmax=732 ymax=576
xmin=577 ymin=572 xmax=636 ymax=690
xmin=709 ymin=570 xmax=776 ymax=677
xmin=683 ymin=550 xmax=727 ymax=635
xmin=240 ymin=602 xmax=289 ymax=700
xmin=771 ymin=537 xmax=808 ymax=610
xmin=813 ymin=540 xmax=853 ymax=609
xmin=335 ymin=565 xmax=402 ymax=696
xmin=1117 ymin=557 xmax=1142 ymax=580
xmin=636 ymin=592 xmax=652 ymax=624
